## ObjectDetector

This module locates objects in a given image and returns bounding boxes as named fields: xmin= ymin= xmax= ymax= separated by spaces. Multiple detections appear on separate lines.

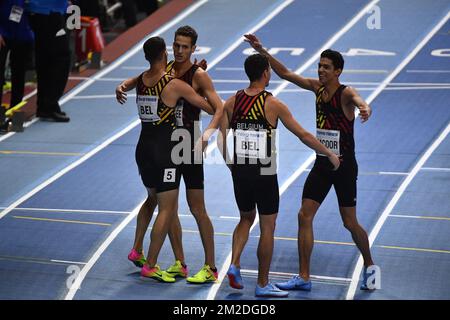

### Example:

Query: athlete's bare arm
xmin=342 ymin=87 xmax=372 ymax=123
xmin=194 ymin=69 xmax=224 ymax=129
xmin=244 ymin=34 xmax=321 ymax=93
xmin=166 ymin=79 xmax=213 ymax=113
xmin=267 ymin=96 xmax=340 ymax=170
xmin=116 ymin=76 xmax=139 ymax=104
xmin=218 ymin=96 xmax=235 ymax=168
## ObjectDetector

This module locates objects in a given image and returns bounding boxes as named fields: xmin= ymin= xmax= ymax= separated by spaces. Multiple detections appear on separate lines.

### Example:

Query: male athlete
xmin=116 ymin=26 xmax=223 ymax=283
xmin=244 ymin=34 xmax=378 ymax=291
xmin=220 ymin=54 xmax=340 ymax=297
xmin=116 ymin=36 xmax=220 ymax=282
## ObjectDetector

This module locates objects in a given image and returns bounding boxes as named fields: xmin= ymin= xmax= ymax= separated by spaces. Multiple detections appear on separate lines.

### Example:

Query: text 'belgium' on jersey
xmin=230 ymin=89 xmax=277 ymax=168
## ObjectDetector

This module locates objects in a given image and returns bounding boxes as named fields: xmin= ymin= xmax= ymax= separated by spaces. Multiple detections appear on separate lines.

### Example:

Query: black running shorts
xmin=135 ymin=133 xmax=181 ymax=193
xmin=231 ymin=168 xmax=279 ymax=215
xmin=180 ymin=162 xmax=204 ymax=189
xmin=302 ymin=155 xmax=358 ymax=207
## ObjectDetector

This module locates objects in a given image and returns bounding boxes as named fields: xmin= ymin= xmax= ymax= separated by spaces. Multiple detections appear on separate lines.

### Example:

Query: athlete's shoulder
xmin=192 ymin=65 xmax=210 ymax=78
xmin=264 ymin=94 xmax=285 ymax=112
xmin=341 ymin=85 xmax=358 ymax=100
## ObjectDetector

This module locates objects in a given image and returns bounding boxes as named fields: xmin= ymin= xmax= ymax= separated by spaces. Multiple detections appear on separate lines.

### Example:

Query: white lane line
xmin=389 ymin=214 xmax=450 ymax=221
xmin=51 ymin=259 xmax=87 ymax=265
xmin=421 ymin=167 xmax=450 ymax=172
xmin=378 ymin=171 xmax=409 ymax=176
xmin=240 ymin=269 xmax=351 ymax=283
xmin=64 ymin=199 xmax=144 ymax=300
xmin=304 ymin=169 xmax=410 ymax=176
xmin=406 ymin=69 xmax=450 ymax=73
xmin=70 ymin=77 xmax=285 ymax=83
xmin=219 ymin=216 xmax=240 ymax=220
xmin=71 ymin=94 xmax=132 ymax=100
xmin=0 ymin=207 xmax=131 ymax=215
xmin=343 ymin=69 xmax=388 ymax=74
xmin=70 ymin=82 xmax=450 ymax=99
xmin=345 ymin=11 xmax=450 ymax=301
xmin=215 ymin=67 xmax=244 ymax=71
xmin=207 ymin=0 xmax=381 ymax=301
xmin=272 ymin=0 xmax=380 ymax=97
xmin=383 ymin=86 xmax=450 ymax=91
xmin=207 ymin=0 xmax=295 ymax=71
xmin=121 ymin=66 xmax=147 ymax=70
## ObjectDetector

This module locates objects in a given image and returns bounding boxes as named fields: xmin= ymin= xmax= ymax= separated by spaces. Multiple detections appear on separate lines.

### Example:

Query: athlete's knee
xmin=342 ymin=219 xmax=359 ymax=232
xmin=260 ymin=219 xmax=276 ymax=235
xmin=240 ymin=210 xmax=256 ymax=224
xmin=147 ymin=194 xmax=157 ymax=205
xmin=298 ymin=208 xmax=314 ymax=225
xmin=188 ymin=203 xmax=207 ymax=219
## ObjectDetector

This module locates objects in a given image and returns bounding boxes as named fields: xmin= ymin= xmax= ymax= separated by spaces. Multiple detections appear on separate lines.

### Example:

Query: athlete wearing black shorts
xmin=302 ymin=84 xmax=358 ymax=207
xmin=135 ymin=72 xmax=181 ymax=193
xmin=221 ymin=54 xmax=339 ymax=297
xmin=116 ymin=36 xmax=219 ymax=282
xmin=244 ymin=33 xmax=377 ymax=292
xmin=166 ymin=60 xmax=204 ymax=189
xmin=230 ymin=89 xmax=279 ymax=215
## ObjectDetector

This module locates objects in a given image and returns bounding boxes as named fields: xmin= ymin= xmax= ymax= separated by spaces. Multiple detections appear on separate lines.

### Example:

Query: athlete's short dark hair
xmin=244 ymin=54 xmax=270 ymax=82
xmin=143 ymin=36 xmax=166 ymax=64
xmin=321 ymin=49 xmax=344 ymax=70
xmin=174 ymin=25 xmax=198 ymax=46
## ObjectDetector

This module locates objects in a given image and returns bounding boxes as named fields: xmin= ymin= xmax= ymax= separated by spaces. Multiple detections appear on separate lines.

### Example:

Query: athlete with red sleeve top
xmin=245 ymin=33 xmax=379 ymax=292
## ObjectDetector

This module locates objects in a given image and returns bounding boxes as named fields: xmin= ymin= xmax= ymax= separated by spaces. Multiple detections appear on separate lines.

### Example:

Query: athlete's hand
xmin=328 ymin=153 xmax=341 ymax=171
xmin=244 ymin=34 xmax=264 ymax=53
xmin=194 ymin=58 xmax=208 ymax=71
xmin=358 ymin=104 xmax=371 ymax=123
xmin=115 ymin=83 xmax=127 ymax=104
xmin=193 ymin=137 xmax=208 ymax=160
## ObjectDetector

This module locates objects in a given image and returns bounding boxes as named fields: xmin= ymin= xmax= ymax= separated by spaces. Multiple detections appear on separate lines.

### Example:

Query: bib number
xmin=163 ymin=168 xmax=176 ymax=183
xmin=235 ymin=129 xmax=267 ymax=159
xmin=316 ymin=128 xmax=340 ymax=155
xmin=9 ymin=6 xmax=23 ymax=23
xmin=137 ymin=95 xmax=160 ymax=122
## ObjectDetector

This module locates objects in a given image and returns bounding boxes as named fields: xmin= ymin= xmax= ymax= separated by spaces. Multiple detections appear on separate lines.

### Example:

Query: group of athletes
xmin=115 ymin=26 xmax=378 ymax=297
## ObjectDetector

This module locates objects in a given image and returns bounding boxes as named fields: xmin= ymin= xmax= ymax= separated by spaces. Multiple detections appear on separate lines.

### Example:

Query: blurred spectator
xmin=26 ymin=0 xmax=70 ymax=122
xmin=0 ymin=0 xmax=34 ymax=109
xmin=136 ymin=0 xmax=158 ymax=16
xmin=122 ymin=0 xmax=159 ymax=28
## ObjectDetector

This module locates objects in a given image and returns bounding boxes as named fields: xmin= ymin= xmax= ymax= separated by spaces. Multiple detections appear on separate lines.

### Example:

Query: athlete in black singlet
xmin=245 ymin=34 xmax=378 ymax=291
xmin=115 ymin=36 xmax=218 ymax=283
xmin=220 ymin=54 xmax=339 ymax=297
xmin=117 ymin=26 xmax=223 ymax=283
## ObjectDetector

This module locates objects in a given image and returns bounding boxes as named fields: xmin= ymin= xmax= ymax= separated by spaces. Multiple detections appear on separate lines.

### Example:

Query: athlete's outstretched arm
xmin=116 ymin=76 xmax=139 ymax=104
xmin=273 ymin=98 xmax=340 ymax=170
xmin=342 ymin=87 xmax=372 ymax=123
xmin=244 ymin=34 xmax=321 ymax=93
